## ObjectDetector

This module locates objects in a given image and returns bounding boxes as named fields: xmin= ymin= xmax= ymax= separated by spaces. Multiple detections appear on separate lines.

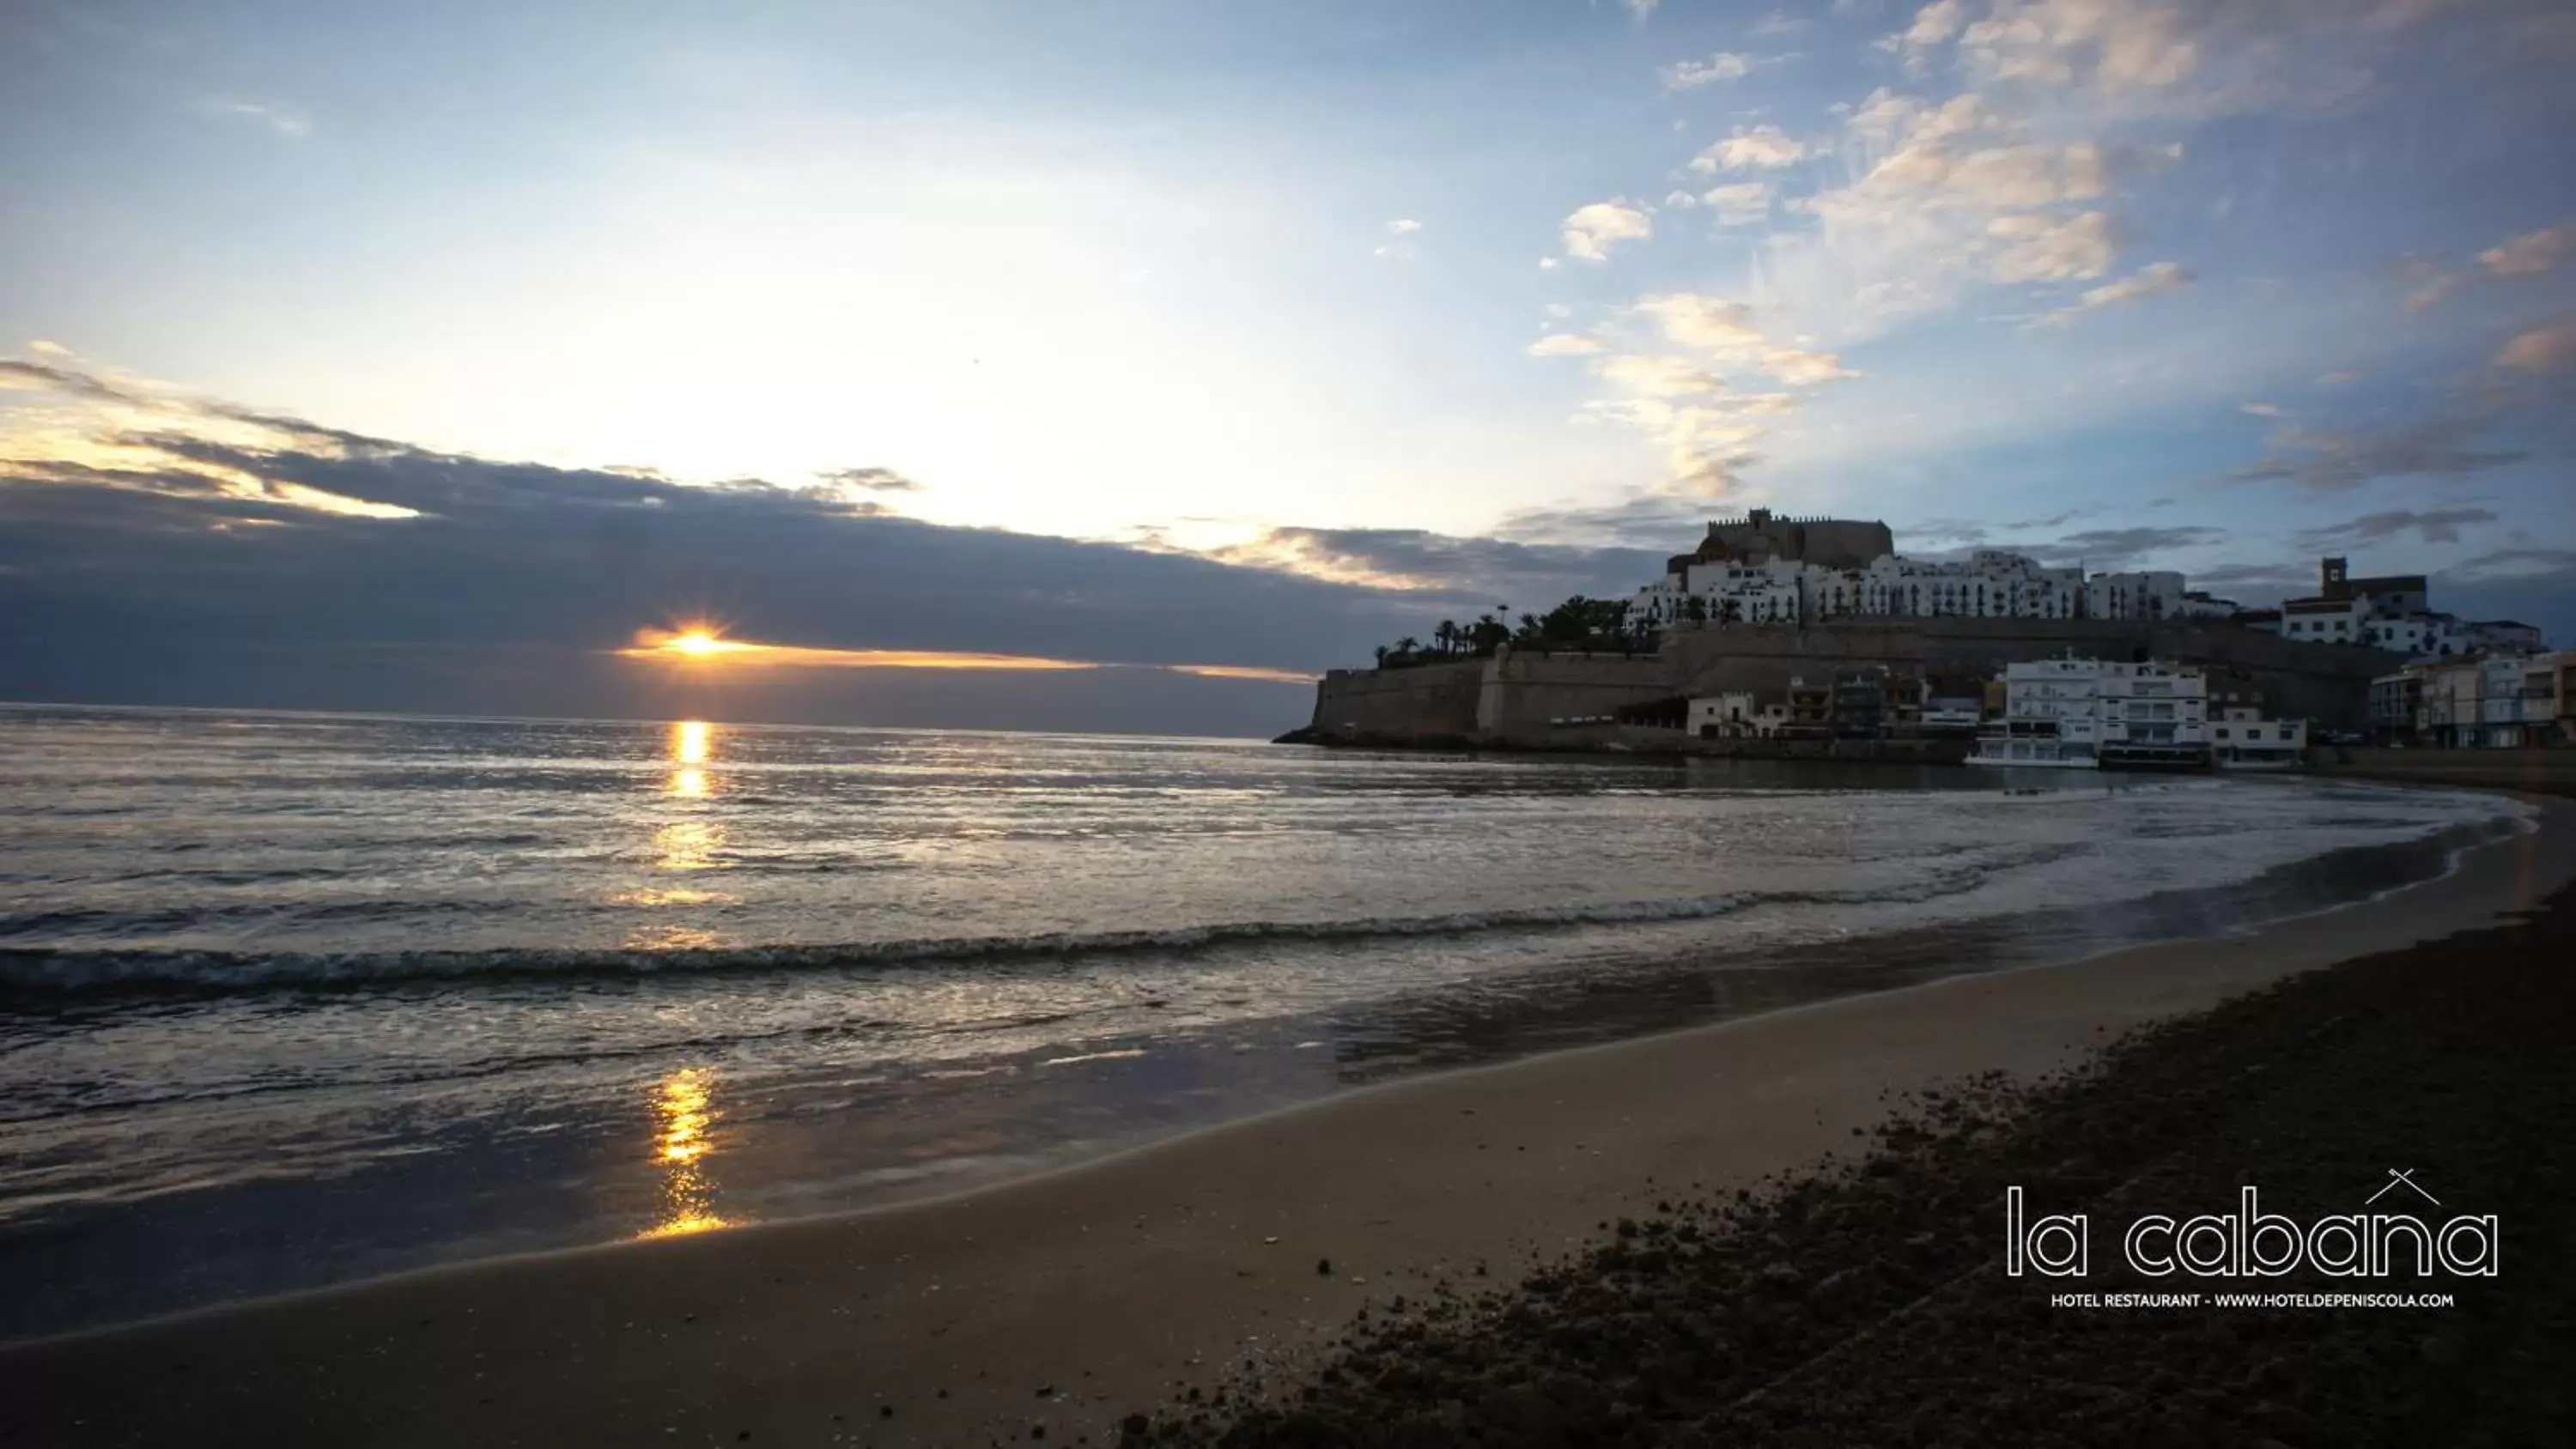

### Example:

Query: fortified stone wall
xmin=1473 ymin=652 xmax=1680 ymax=738
xmin=1665 ymin=619 xmax=2391 ymax=731
xmin=1306 ymin=659 xmax=1485 ymax=740
xmin=1302 ymin=621 xmax=2394 ymax=745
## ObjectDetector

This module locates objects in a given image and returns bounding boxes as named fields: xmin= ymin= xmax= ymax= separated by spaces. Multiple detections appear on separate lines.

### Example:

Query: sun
xmin=629 ymin=623 xmax=756 ymax=661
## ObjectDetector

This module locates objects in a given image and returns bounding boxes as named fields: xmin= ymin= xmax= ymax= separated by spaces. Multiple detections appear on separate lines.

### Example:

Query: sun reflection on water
xmin=653 ymin=820 xmax=726 ymax=872
xmin=671 ymin=719 xmax=713 ymax=763
xmin=627 ymin=718 xmax=733 ymax=948
xmin=639 ymin=1067 xmax=731 ymax=1239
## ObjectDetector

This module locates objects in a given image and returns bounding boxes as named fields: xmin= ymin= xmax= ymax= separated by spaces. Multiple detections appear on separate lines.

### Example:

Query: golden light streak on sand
xmin=639 ymin=1068 xmax=730 ymax=1239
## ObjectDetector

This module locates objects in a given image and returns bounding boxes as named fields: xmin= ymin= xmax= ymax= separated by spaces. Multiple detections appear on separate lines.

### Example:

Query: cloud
xmin=2229 ymin=415 xmax=2527 ymax=492
xmin=1689 ymin=125 xmax=1808 ymax=172
xmin=1701 ymin=181 xmax=1774 ymax=227
xmin=1763 ymin=85 xmax=2185 ymax=335
xmin=1591 ymin=355 xmax=1730 ymax=397
xmin=1575 ymin=394 xmax=1784 ymax=496
xmin=2032 ymin=258 xmax=2191 ymax=324
xmin=1387 ymin=218 xmax=1423 ymax=235
xmin=0 ymin=360 xmax=1443 ymax=732
xmin=811 ymin=466 xmax=920 ymax=493
xmin=1527 ymin=333 xmax=1605 ymax=357
xmin=1561 ymin=199 xmax=1656 ymax=262
xmin=1214 ymin=525 xmax=1665 ymax=604
xmin=1750 ymin=11 xmax=1809 ymax=37
xmin=2480 ymin=221 xmax=2573 ymax=277
xmin=2297 ymin=508 xmax=2500 ymax=548
xmin=1950 ymin=0 xmax=2204 ymax=97
xmin=1987 ymin=210 xmax=2119 ymax=283
xmin=2495 ymin=318 xmax=2576 ymax=372
xmin=27 ymin=340 xmax=70 ymax=358
xmin=2317 ymin=370 xmax=2363 ymax=385
xmin=2398 ymin=253 xmax=2464 ymax=312
xmin=2240 ymin=402 xmax=2285 ymax=417
xmin=2446 ymin=547 xmax=2576 ymax=582
xmin=1623 ymin=0 xmax=1660 ymax=21
xmin=1631 ymin=293 xmax=1858 ymax=385
xmin=1551 ymin=289 xmax=1851 ymax=491
xmin=1896 ymin=0 xmax=1969 ymax=69
xmin=1662 ymin=52 xmax=1758 ymax=88
xmin=2021 ymin=524 xmax=2225 ymax=568
xmin=212 ymin=100 xmax=313 ymax=139
xmin=1716 ymin=0 xmax=2496 ymax=343
xmin=1492 ymin=491 xmax=1735 ymax=549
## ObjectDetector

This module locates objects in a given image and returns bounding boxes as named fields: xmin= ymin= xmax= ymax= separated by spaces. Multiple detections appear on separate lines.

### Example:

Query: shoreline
xmin=16 ymin=807 xmax=2522 ymax=1350
xmin=6 ymin=796 xmax=2569 ymax=1446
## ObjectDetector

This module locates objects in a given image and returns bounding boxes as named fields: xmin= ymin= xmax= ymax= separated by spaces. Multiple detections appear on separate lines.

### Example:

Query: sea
xmin=0 ymin=704 xmax=2532 ymax=1339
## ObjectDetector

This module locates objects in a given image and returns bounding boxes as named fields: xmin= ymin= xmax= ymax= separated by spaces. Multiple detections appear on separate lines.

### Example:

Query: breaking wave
xmin=0 ymin=879 xmax=1998 ymax=996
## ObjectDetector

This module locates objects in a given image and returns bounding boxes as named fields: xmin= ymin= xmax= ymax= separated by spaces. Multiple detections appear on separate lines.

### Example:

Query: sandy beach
xmin=5 ymin=796 xmax=2569 ymax=1449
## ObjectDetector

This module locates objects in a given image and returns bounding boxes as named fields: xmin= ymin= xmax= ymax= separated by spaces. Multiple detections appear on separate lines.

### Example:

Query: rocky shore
xmin=1138 ymin=882 xmax=2576 ymax=1447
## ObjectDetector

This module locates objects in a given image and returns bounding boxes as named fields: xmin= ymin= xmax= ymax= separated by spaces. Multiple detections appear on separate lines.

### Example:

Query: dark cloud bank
xmin=7 ymin=363 xmax=2571 ymax=735
xmin=0 ymin=393 xmax=1486 ymax=736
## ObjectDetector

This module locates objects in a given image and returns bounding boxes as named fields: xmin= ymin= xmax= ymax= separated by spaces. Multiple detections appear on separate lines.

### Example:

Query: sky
xmin=3 ymin=0 xmax=2573 ymax=734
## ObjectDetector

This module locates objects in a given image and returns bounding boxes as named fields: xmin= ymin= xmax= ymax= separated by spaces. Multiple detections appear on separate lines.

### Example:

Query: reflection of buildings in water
xmin=640 ymin=1066 xmax=729 ymax=1239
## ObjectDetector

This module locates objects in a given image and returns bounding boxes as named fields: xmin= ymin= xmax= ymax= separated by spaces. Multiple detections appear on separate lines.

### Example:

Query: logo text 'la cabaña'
xmin=2006 ymin=1177 xmax=2497 ymax=1278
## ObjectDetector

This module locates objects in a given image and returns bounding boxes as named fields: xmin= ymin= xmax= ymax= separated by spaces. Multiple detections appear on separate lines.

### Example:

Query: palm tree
xmin=1718 ymin=597 xmax=1742 ymax=625
xmin=1374 ymin=646 xmax=1389 ymax=668
xmin=1396 ymin=636 xmax=1420 ymax=657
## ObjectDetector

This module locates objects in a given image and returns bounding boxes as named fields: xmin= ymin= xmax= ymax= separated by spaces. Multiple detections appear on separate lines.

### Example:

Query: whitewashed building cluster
xmin=1623 ymin=510 xmax=2185 ymax=633
xmin=2251 ymin=557 xmax=2542 ymax=661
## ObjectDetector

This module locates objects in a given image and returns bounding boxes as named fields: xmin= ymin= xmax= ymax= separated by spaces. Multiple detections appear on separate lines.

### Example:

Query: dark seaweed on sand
xmin=1133 ymin=888 xmax=2576 ymax=1448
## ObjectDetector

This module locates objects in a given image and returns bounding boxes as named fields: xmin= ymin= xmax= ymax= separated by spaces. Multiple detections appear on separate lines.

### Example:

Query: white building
xmin=2277 ymin=595 xmax=2370 ymax=645
xmin=1687 ymin=692 xmax=1759 ymax=739
xmin=1971 ymin=658 xmax=2210 ymax=768
xmin=2085 ymin=571 xmax=2187 ymax=621
xmin=1625 ymin=536 xmax=2164 ymax=633
xmin=2259 ymin=557 xmax=2548 ymax=664
xmin=1827 ymin=550 xmax=2088 ymax=621
xmin=2360 ymin=614 xmax=2462 ymax=658
xmin=2208 ymin=706 xmax=2308 ymax=769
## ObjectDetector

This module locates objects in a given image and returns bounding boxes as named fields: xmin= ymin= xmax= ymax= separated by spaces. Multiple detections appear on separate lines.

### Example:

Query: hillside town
xmin=1645 ymin=543 xmax=2571 ymax=764
xmin=1342 ymin=511 xmax=2569 ymax=764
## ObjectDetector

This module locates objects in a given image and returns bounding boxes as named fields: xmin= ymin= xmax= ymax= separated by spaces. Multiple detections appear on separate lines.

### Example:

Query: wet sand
xmin=5 ymin=798 xmax=2569 ymax=1449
